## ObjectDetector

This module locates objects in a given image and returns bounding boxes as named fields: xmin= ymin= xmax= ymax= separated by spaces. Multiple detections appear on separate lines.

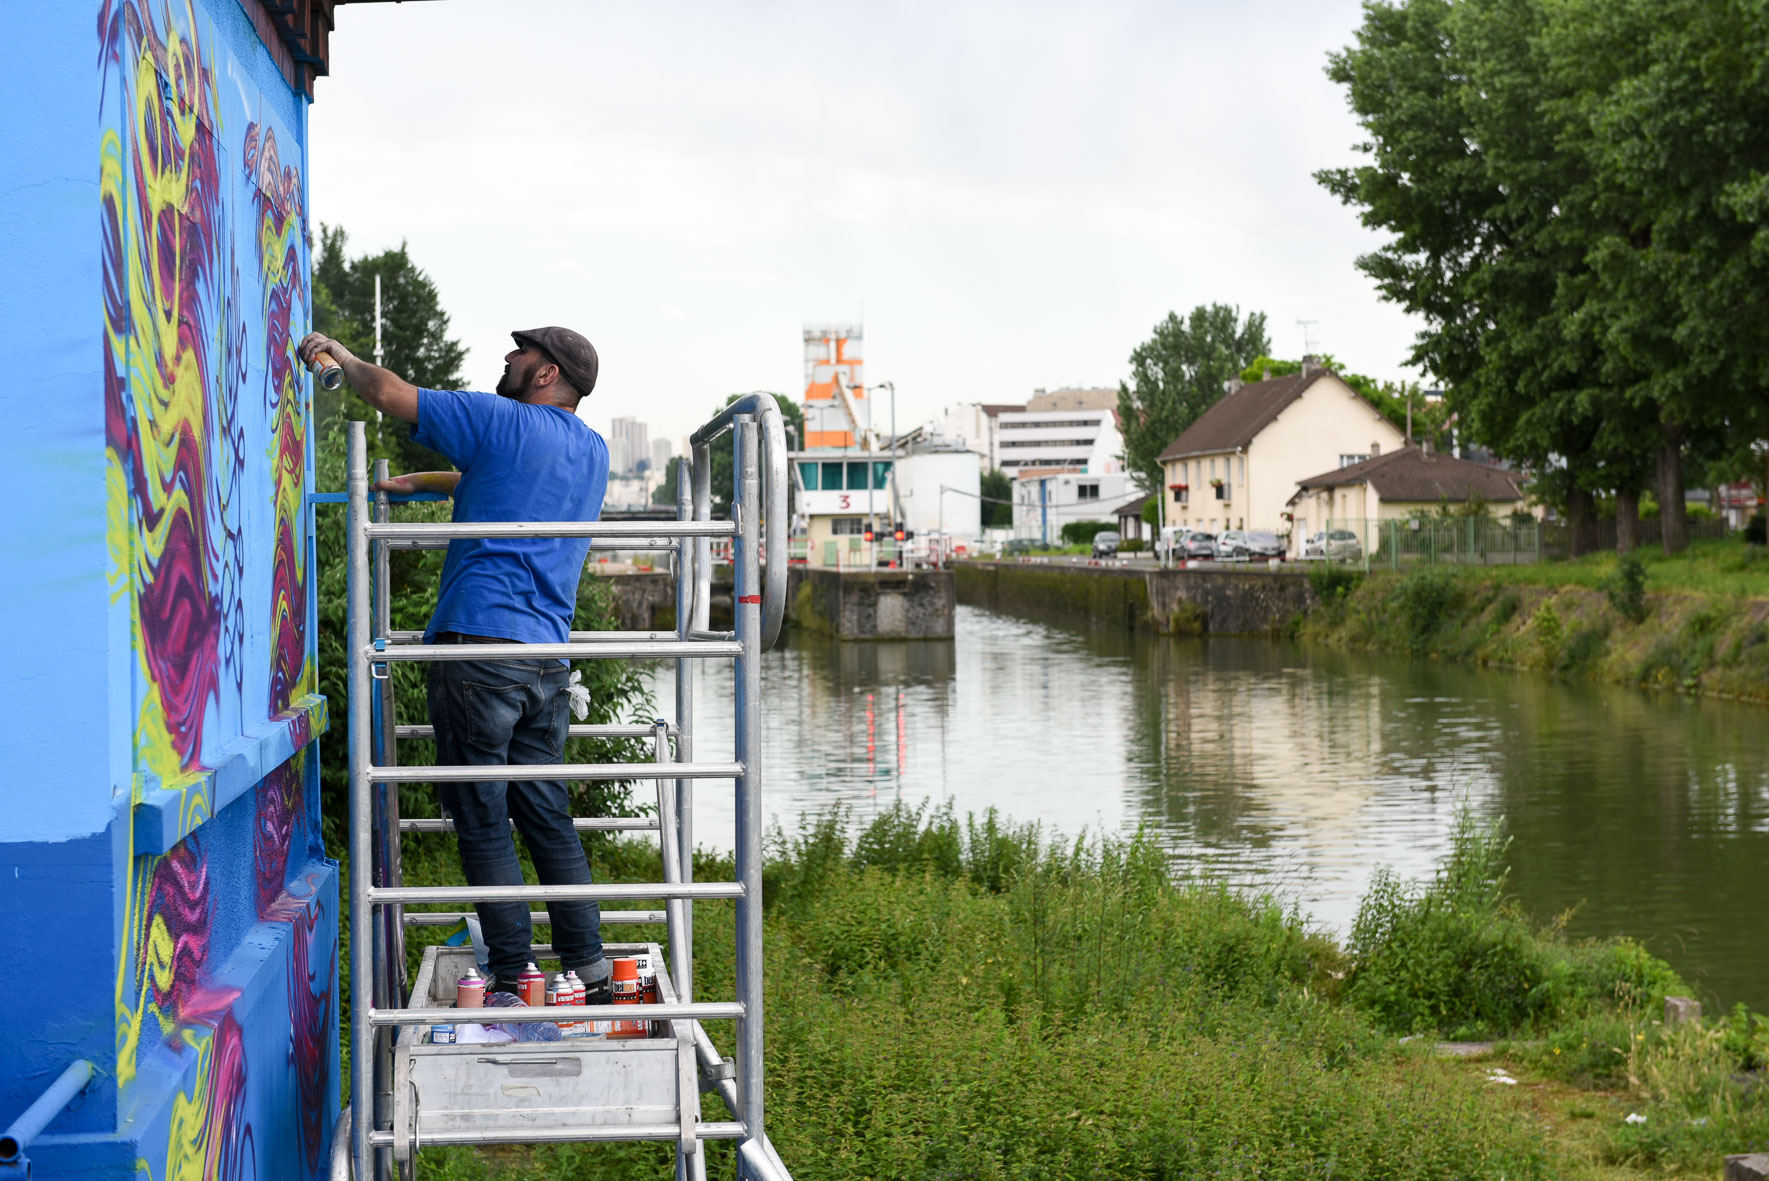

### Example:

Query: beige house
xmin=1156 ymin=365 xmax=1406 ymax=538
xmin=1289 ymin=445 xmax=1529 ymax=537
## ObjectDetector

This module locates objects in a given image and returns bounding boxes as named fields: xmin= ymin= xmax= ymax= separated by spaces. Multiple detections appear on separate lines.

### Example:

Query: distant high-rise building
xmin=609 ymin=416 xmax=650 ymax=474
xmin=651 ymin=437 xmax=674 ymax=475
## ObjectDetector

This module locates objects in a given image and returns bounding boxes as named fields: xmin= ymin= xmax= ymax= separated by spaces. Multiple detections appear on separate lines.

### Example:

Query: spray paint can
xmin=518 ymin=961 xmax=546 ymax=1008
xmin=634 ymin=952 xmax=660 ymax=1006
xmin=550 ymin=974 xmax=576 ymax=1036
xmin=608 ymin=957 xmax=647 ymax=1039
xmin=567 ymin=970 xmax=600 ymax=1037
xmin=633 ymin=952 xmax=661 ymax=1035
xmin=306 ymin=349 xmax=344 ymax=391
xmin=456 ymin=966 xmax=486 ymax=1009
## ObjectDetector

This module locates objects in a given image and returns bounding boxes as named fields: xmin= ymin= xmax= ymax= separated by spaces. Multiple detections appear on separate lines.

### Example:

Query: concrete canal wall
xmin=955 ymin=561 xmax=1318 ymax=635
xmin=788 ymin=567 xmax=958 ymax=639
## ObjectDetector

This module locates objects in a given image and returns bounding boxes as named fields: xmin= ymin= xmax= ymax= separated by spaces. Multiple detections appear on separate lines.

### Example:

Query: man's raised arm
xmin=298 ymin=332 xmax=420 ymax=424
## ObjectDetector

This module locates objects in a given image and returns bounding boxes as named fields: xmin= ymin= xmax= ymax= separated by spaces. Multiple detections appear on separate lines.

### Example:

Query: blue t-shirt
xmin=411 ymin=389 xmax=609 ymax=645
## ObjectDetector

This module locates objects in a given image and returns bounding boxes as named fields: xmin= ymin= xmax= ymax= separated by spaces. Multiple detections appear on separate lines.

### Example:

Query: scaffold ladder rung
xmin=400 ymin=910 xmax=667 ymax=928
xmin=366 ymin=761 xmax=741 ymax=784
xmin=398 ymin=817 xmax=660 ymax=833
xmin=368 ymin=882 xmax=741 ymax=905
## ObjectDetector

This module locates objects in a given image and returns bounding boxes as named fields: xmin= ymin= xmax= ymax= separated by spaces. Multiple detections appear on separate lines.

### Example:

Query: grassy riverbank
xmin=403 ymin=804 xmax=1767 ymax=1180
xmin=1300 ymin=541 xmax=1769 ymax=702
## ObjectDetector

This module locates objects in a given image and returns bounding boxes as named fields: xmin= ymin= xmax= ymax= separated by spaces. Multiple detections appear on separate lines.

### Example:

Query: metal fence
xmin=1540 ymin=516 xmax=1729 ymax=559
xmin=1324 ymin=517 xmax=1543 ymax=571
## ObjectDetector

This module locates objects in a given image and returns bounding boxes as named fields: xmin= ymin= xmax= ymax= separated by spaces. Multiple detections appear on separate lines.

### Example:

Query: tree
xmin=1320 ymin=0 xmax=1769 ymax=556
xmin=1116 ymin=305 xmax=1270 ymax=490
xmin=1538 ymin=0 xmax=1769 ymax=553
xmin=1316 ymin=0 xmax=1615 ymax=551
xmin=314 ymin=224 xmax=468 ymax=473
xmin=979 ymin=468 xmax=1013 ymax=528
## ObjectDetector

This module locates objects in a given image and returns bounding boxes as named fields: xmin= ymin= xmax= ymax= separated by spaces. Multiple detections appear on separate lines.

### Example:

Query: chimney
xmin=1370 ymin=441 xmax=1380 ymax=457
xmin=1301 ymin=354 xmax=1323 ymax=376
xmin=1223 ymin=377 xmax=1244 ymax=395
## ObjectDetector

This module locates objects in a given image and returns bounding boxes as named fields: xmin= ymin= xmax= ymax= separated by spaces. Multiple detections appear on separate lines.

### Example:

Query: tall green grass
xmin=405 ymin=803 xmax=1767 ymax=1179
xmin=1346 ymin=810 xmax=1685 ymax=1040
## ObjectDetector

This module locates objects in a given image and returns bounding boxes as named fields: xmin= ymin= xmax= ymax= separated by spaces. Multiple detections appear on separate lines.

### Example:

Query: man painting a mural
xmin=297 ymin=327 xmax=614 ymax=1005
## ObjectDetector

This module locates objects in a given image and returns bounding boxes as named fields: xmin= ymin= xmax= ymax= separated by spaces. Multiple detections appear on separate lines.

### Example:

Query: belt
xmin=433 ymin=631 xmax=513 ymax=645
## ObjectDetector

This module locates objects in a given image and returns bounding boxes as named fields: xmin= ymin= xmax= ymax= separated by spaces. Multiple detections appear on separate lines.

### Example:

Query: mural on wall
xmin=245 ymin=116 xmax=313 ymax=719
xmin=96 ymin=1 xmax=335 ymax=1177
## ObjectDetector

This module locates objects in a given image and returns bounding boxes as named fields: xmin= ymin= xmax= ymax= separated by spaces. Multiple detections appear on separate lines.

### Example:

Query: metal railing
xmin=1322 ymin=516 xmax=1543 ymax=571
xmin=343 ymin=397 xmax=793 ymax=1181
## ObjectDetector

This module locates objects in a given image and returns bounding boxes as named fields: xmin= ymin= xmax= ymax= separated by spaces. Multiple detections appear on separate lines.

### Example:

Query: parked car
xmin=1217 ymin=530 xmax=1248 ymax=559
xmin=1242 ymin=530 xmax=1284 ymax=559
xmin=1302 ymin=531 xmax=1328 ymax=560
xmin=1318 ymin=529 xmax=1363 ymax=561
xmin=1180 ymin=532 xmax=1217 ymax=559
xmin=1091 ymin=530 xmax=1121 ymax=558
xmin=1155 ymin=525 xmax=1191 ymax=561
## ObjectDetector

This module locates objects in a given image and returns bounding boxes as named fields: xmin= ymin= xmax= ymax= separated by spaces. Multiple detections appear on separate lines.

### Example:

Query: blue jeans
xmin=426 ymin=653 xmax=603 ymax=987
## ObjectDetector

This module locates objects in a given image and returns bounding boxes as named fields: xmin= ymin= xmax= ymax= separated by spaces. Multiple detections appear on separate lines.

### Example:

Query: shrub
xmin=1748 ymin=512 xmax=1767 ymax=545
xmin=1390 ymin=567 xmax=1463 ymax=654
xmin=1119 ymin=537 xmax=1145 ymax=553
xmin=1556 ymin=624 xmax=1609 ymax=675
xmin=1307 ymin=564 xmax=1362 ymax=604
xmin=1602 ymin=552 xmax=1648 ymax=622
xmin=1344 ymin=808 xmax=1687 ymax=1040
xmin=1059 ymin=520 xmax=1117 ymax=546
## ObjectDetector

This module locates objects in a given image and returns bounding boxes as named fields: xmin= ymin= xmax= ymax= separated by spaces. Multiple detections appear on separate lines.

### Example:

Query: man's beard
xmin=495 ymin=368 xmax=530 ymax=400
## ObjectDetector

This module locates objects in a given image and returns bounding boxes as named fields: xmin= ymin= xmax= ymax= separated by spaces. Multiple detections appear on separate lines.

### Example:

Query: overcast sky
xmin=310 ymin=0 xmax=1420 ymax=447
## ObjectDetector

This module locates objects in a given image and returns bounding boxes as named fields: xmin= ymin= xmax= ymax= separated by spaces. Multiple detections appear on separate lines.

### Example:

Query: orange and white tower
xmin=802 ymin=324 xmax=869 ymax=447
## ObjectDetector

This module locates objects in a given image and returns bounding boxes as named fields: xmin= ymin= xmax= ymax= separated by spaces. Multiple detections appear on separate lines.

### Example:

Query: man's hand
xmin=298 ymin=332 xmax=355 ymax=372
xmin=298 ymin=331 xmax=420 ymax=424
xmin=371 ymin=471 xmax=462 ymax=497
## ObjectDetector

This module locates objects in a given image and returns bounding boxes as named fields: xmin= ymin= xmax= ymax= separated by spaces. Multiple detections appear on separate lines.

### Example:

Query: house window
xmin=831 ymin=517 xmax=866 ymax=536
xmin=1237 ymin=456 xmax=1245 ymax=483
xmin=820 ymin=461 xmax=846 ymax=489
xmin=1077 ymin=483 xmax=1099 ymax=501
xmin=1338 ymin=454 xmax=1369 ymax=468
xmin=1216 ymin=483 xmax=1230 ymax=502
xmin=798 ymin=461 xmax=821 ymax=491
xmin=1172 ymin=487 xmax=1187 ymax=503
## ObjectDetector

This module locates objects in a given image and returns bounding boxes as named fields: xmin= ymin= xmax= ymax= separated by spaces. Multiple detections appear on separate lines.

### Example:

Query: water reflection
xmin=647 ymin=605 xmax=1768 ymax=1012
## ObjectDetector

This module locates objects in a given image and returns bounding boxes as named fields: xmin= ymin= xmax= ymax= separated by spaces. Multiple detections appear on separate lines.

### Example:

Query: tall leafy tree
xmin=1540 ymin=0 xmax=1769 ymax=552
xmin=1321 ymin=0 xmax=1769 ymax=554
xmin=314 ymin=224 xmax=469 ymax=473
xmin=1116 ymin=304 xmax=1270 ymax=489
xmin=979 ymin=468 xmax=1013 ymax=528
xmin=1316 ymin=0 xmax=1616 ymax=552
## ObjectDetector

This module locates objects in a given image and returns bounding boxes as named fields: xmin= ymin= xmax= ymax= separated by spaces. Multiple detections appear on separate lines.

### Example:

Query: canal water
xmin=646 ymin=604 xmax=1768 ymax=1013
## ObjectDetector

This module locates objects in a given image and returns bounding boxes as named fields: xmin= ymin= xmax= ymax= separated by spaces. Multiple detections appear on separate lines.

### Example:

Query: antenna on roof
xmin=1296 ymin=319 xmax=1318 ymax=357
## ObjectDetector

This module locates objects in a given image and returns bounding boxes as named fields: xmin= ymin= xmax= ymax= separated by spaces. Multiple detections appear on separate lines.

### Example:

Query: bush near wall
xmin=1301 ymin=561 xmax=1769 ymax=702
xmin=1059 ymin=520 xmax=1118 ymax=546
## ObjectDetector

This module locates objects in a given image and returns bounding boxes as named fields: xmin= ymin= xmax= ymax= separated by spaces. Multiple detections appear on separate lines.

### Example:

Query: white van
xmin=1155 ymin=525 xmax=1191 ymax=561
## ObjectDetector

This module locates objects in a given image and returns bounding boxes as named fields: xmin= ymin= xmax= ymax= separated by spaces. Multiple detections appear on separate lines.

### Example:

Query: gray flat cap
xmin=512 ymin=326 xmax=599 ymax=399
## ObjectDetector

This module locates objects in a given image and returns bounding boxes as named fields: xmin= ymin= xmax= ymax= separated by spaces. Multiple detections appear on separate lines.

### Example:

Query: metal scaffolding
xmin=336 ymin=396 xmax=792 ymax=1180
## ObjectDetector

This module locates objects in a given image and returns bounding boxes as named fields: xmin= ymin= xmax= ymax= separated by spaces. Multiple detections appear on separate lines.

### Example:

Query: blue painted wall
xmin=0 ymin=2 xmax=339 ymax=1175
